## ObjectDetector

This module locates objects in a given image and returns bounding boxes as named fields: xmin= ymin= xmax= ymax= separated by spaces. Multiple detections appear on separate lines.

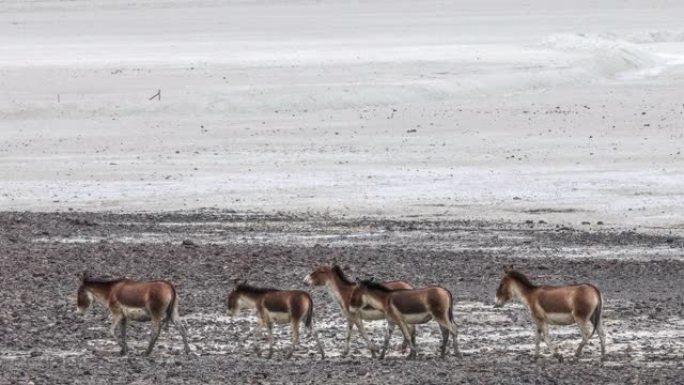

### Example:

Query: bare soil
xmin=1 ymin=211 xmax=683 ymax=384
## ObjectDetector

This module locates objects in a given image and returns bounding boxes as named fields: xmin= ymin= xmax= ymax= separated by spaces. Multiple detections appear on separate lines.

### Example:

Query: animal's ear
xmin=232 ymin=278 xmax=241 ymax=286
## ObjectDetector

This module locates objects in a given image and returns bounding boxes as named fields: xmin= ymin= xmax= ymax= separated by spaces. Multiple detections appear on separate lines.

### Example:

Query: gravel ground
xmin=1 ymin=211 xmax=683 ymax=384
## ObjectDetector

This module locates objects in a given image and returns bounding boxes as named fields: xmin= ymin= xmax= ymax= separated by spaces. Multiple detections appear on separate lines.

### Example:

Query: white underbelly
xmin=122 ymin=306 xmax=151 ymax=322
xmin=358 ymin=309 xmax=385 ymax=321
xmin=403 ymin=312 xmax=432 ymax=324
xmin=267 ymin=311 xmax=291 ymax=324
xmin=545 ymin=312 xmax=575 ymax=325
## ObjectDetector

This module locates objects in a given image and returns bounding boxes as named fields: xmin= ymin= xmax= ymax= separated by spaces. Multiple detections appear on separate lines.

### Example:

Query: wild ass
xmin=76 ymin=274 xmax=190 ymax=356
xmin=494 ymin=269 xmax=606 ymax=362
xmin=350 ymin=279 xmax=461 ymax=359
xmin=227 ymin=282 xmax=325 ymax=359
xmin=304 ymin=264 xmax=415 ymax=357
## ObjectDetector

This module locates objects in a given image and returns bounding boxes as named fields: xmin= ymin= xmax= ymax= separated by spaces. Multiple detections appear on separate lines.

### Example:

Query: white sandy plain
xmin=2 ymin=0 xmax=684 ymax=231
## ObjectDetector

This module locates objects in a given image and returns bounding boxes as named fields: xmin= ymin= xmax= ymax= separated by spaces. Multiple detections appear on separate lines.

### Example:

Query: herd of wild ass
xmin=76 ymin=265 xmax=606 ymax=362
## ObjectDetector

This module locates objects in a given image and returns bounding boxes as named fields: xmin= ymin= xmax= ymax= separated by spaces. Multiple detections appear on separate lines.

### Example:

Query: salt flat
xmin=1 ymin=0 xmax=684 ymax=231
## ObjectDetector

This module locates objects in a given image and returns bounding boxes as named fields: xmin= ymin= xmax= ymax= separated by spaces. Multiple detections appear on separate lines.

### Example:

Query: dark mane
xmin=358 ymin=279 xmax=393 ymax=292
xmin=507 ymin=270 xmax=537 ymax=289
xmin=235 ymin=283 xmax=279 ymax=295
xmin=83 ymin=276 xmax=127 ymax=285
xmin=332 ymin=265 xmax=354 ymax=285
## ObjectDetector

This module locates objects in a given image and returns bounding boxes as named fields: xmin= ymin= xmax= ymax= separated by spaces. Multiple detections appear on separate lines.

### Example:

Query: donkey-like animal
xmin=350 ymin=279 xmax=461 ymax=359
xmin=304 ymin=265 xmax=415 ymax=357
xmin=227 ymin=282 xmax=325 ymax=359
xmin=76 ymin=275 xmax=190 ymax=356
xmin=494 ymin=269 xmax=606 ymax=362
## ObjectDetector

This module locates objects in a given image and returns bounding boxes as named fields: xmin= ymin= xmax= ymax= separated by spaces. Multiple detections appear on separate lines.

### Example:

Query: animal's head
xmin=304 ymin=264 xmax=334 ymax=286
xmin=76 ymin=273 xmax=92 ymax=314
xmin=494 ymin=266 xmax=515 ymax=308
xmin=226 ymin=280 xmax=246 ymax=316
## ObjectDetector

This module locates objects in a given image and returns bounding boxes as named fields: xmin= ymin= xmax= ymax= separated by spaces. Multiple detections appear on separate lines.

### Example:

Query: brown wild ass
xmin=350 ymin=279 xmax=461 ymax=359
xmin=227 ymin=282 xmax=325 ymax=359
xmin=304 ymin=265 xmax=415 ymax=357
xmin=494 ymin=269 xmax=606 ymax=362
xmin=76 ymin=275 xmax=190 ymax=356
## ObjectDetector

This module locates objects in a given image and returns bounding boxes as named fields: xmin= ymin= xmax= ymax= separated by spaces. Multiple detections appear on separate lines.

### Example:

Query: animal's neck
xmin=325 ymin=274 xmax=354 ymax=307
xmin=238 ymin=292 xmax=260 ymax=309
xmin=84 ymin=282 xmax=116 ymax=304
xmin=511 ymin=281 xmax=535 ymax=308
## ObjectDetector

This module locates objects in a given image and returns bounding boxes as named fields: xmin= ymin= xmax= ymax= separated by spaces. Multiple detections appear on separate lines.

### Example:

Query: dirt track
xmin=1 ymin=211 xmax=683 ymax=384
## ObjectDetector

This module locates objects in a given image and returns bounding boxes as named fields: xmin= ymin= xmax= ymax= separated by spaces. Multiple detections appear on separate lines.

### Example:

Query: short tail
xmin=589 ymin=287 xmax=602 ymax=338
xmin=305 ymin=297 xmax=314 ymax=329
xmin=447 ymin=289 xmax=455 ymax=323
xmin=166 ymin=283 xmax=177 ymax=322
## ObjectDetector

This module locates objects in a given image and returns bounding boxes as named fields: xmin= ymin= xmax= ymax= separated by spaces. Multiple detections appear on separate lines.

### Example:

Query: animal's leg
xmin=400 ymin=325 xmax=415 ymax=353
xmin=307 ymin=321 xmax=325 ymax=359
xmin=266 ymin=322 xmax=274 ymax=359
xmin=110 ymin=313 xmax=126 ymax=355
xmin=439 ymin=326 xmax=449 ymax=358
xmin=355 ymin=318 xmax=378 ymax=358
xmin=449 ymin=320 xmax=461 ymax=358
xmin=393 ymin=317 xmax=416 ymax=360
xmin=144 ymin=318 xmax=162 ymax=356
xmin=171 ymin=308 xmax=191 ymax=354
xmin=435 ymin=317 xmax=461 ymax=358
xmin=574 ymin=320 xmax=592 ymax=359
xmin=597 ymin=322 xmax=607 ymax=362
xmin=286 ymin=320 xmax=301 ymax=359
xmin=342 ymin=319 xmax=354 ymax=356
xmin=534 ymin=323 xmax=542 ymax=360
xmin=120 ymin=318 xmax=128 ymax=355
xmin=380 ymin=321 xmax=394 ymax=360
xmin=541 ymin=323 xmax=562 ymax=362
xmin=251 ymin=322 xmax=266 ymax=357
